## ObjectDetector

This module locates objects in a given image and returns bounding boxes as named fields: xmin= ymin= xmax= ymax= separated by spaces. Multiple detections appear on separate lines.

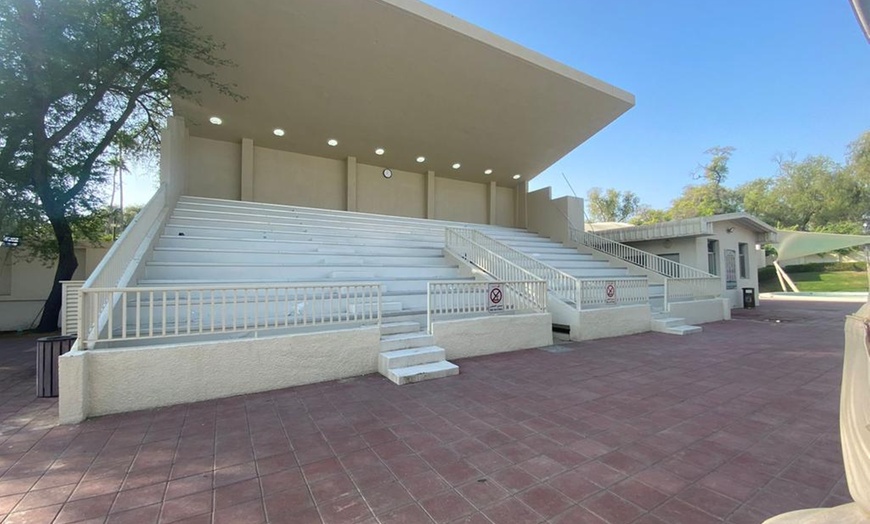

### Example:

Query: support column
xmin=516 ymin=181 xmax=528 ymax=229
xmin=427 ymin=170 xmax=436 ymax=219
xmin=347 ymin=156 xmax=358 ymax=212
xmin=489 ymin=181 xmax=497 ymax=225
xmin=241 ymin=138 xmax=254 ymax=201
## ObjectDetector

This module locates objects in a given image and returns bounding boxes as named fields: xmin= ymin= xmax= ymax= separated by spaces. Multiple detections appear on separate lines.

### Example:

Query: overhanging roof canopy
xmin=776 ymin=230 xmax=870 ymax=262
xmin=171 ymin=0 xmax=635 ymax=186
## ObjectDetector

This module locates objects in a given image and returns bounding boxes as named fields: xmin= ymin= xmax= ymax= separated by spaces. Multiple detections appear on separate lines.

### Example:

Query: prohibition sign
xmin=487 ymin=282 xmax=505 ymax=311
xmin=605 ymin=281 xmax=617 ymax=304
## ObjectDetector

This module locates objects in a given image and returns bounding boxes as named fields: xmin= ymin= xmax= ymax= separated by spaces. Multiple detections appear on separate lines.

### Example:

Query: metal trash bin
xmin=36 ymin=335 xmax=75 ymax=398
xmin=742 ymin=287 xmax=756 ymax=309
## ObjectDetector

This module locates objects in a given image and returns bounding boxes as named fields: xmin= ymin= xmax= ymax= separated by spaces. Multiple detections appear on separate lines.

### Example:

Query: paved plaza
xmin=0 ymin=299 xmax=858 ymax=523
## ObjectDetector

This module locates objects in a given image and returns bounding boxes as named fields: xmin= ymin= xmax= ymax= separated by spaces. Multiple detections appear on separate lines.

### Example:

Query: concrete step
xmin=156 ymin=236 xmax=444 ymax=257
xmin=134 ymin=278 xmax=474 ymax=294
xmin=378 ymin=345 xmax=445 ymax=374
xmin=663 ymin=325 xmax=703 ymax=335
xmin=350 ymin=301 xmax=402 ymax=314
xmin=164 ymin=224 xmax=445 ymax=248
xmin=150 ymin=248 xmax=448 ymax=266
xmin=143 ymin=263 xmax=461 ymax=281
xmin=380 ymin=321 xmax=421 ymax=336
xmin=380 ymin=332 xmax=435 ymax=351
xmin=385 ymin=360 xmax=459 ymax=385
xmin=652 ymin=317 xmax=686 ymax=329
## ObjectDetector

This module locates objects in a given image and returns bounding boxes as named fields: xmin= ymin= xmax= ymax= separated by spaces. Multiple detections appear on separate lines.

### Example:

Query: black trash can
xmin=36 ymin=335 xmax=76 ymax=398
xmin=742 ymin=287 xmax=756 ymax=309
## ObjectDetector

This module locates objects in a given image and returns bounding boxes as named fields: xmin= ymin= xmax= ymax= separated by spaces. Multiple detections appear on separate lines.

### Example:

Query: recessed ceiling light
xmin=513 ymin=174 xmax=522 ymax=180
xmin=327 ymin=139 xmax=338 ymax=147
xmin=273 ymin=128 xmax=285 ymax=137
xmin=416 ymin=156 xmax=426 ymax=163
xmin=383 ymin=169 xmax=393 ymax=179
xmin=452 ymin=163 xmax=461 ymax=169
xmin=375 ymin=148 xmax=385 ymax=155
xmin=209 ymin=116 xmax=222 ymax=125
xmin=484 ymin=169 xmax=493 ymax=175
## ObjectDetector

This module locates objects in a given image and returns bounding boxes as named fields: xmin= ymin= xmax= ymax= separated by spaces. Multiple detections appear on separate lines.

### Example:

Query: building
xmin=59 ymin=0 xmax=730 ymax=423
xmin=589 ymin=213 xmax=778 ymax=308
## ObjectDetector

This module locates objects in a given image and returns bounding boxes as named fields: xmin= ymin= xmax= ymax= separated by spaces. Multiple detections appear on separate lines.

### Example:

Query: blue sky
xmin=425 ymin=0 xmax=870 ymax=209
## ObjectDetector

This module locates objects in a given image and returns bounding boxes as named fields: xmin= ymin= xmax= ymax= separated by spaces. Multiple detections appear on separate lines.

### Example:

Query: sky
xmin=422 ymin=0 xmax=870 ymax=210
xmin=124 ymin=1 xmax=870 ymax=210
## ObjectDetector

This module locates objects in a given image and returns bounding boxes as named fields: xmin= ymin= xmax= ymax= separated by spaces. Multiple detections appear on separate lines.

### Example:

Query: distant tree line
xmin=586 ymin=130 xmax=870 ymax=234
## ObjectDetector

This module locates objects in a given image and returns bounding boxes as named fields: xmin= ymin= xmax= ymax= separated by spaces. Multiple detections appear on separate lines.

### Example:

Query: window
xmin=738 ymin=243 xmax=749 ymax=279
xmin=707 ymin=239 xmax=719 ymax=276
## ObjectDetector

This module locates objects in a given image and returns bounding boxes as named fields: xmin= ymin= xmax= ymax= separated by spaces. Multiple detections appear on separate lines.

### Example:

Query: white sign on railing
xmin=487 ymin=283 xmax=504 ymax=312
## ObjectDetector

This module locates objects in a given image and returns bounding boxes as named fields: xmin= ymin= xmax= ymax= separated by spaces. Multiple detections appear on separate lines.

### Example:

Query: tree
xmin=629 ymin=205 xmax=672 ymax=226
xmin=586 ymin=187 xmax=641 ymax=222
xmin=739 ymin=154 xmax=861 ymax=232
xmin=669 ymin=146 xmax=742 ymax=219
xmin=0 ymin=0 xmax=237 ymax=331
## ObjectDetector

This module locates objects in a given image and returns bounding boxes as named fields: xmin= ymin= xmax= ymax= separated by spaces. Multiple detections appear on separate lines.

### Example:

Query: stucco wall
xmin=59 ymin=326 xmax=382 ymax=422
xmin=668 ymin=298 xmax=730 ymax=325
xmin=495 ymin=186 xmax=516 ymax=228
xmin=357 ymin=163 xmax=426 ymax=218
xmin=526 ymin=188 xmax=583 ymax=245
xmin=432 ymin=313 xmax=552 ymax=359
xmin=616 ymin=237 xmax=701 ymax=269
xmin=547 ymin=295 xmax=651 ymax=342
xmin=434 ymin=177 xmax=488 ymax=224
xmin=0 ymin=245 xmax=110 ymax=332
xmin=253 ymin=147 xmax=346 ymax=210
xmin=186 ymin=137 xmax=241 ymax=200
xmin=709 ymin=221 xmax=761 ymax=308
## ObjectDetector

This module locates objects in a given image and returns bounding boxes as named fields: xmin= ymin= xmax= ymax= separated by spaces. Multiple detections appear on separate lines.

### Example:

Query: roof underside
xmin=171 ymin=0 xmax=635 ymax=186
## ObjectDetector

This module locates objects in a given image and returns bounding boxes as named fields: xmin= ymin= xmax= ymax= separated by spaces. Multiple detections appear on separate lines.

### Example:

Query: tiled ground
xmin=0 ymin=299 xmax=858 ymax=523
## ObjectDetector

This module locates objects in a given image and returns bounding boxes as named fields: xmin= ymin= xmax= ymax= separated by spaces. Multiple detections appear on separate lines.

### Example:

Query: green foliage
xmin=586 ymin=187 xmax=641 ymax=222
xmin=629 ymin=206 xmax=672 ymax=225
xmin=0 ymin=0 xmax=239 ymax=330
xmin=669 ymin=146 xmax=742 ymax=219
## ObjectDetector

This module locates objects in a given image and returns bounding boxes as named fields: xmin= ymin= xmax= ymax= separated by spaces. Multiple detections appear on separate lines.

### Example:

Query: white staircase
xmin=377 ymin=322 xmax=458 ymax=384
xmin=650 ymin=313 xmax=703 ymax=335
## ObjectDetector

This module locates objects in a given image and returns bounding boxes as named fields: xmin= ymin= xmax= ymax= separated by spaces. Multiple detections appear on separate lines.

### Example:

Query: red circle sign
xmin=490 ymin=288 xmax=503 ymax=304
xmin=605 ymin=284 xmax=616 ymax=298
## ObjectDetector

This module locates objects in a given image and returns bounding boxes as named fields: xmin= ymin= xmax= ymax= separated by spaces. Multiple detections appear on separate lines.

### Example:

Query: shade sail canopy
xmin=171 ymin=0 xmax=635 ymax=187
xmin=776 ymin=230 xmax=870 ymax=262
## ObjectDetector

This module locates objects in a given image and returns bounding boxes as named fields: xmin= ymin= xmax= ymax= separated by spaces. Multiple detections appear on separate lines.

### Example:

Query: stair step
xmin=330 ymin=271 xmax=376 ymax=279
xmin=378 ymin=346 xmax=445 ymax=373
xmin=664 ymin=325 xmax=703 ymax=335
xmin=652 ymin=317 xmax=686 ymax=328
xmin=380 ymin=321 xmax=421 ymax=336
xmin=349 ymin=301 xmax=402 ymax=314
xmin=380 ymin=332 xmax=435 ymax=351
xmin=386 ymin=361 xmax=459 ymax=385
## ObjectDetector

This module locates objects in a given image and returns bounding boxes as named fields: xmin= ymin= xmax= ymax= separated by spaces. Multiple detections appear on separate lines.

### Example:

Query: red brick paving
xmin=0 ymin=299 xmax=857 ymax=523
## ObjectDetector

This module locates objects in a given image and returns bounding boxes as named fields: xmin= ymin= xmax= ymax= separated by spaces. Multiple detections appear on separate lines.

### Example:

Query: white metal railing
xmin=427 ymin=280 xmax=547 ymax=333
xmin=446 ymin=228 xmax=576 ymax=302
xmin=576 ymin=278 xmax=649 ymax=308
xmin=445 ymin=227 xmax=648 ymax=310
xmin=77 ymin=282 xmax=382 ymax=349
xmin=576 ymin=228 xmax=721 ymax=306
xmin=60 ymin=280 xmax=85 ymax=335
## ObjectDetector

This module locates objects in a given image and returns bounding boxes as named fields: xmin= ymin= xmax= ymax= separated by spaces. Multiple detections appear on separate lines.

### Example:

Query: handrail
xmin=77 ymin=282 xmax=383 ymax=349
xmin=446 ymin=228 xmax=578 ymax=303
xmin=445 ymin=228 xmax=648 ymax=309
xmin=426 ymin=279 xmax=547 ymax=333
xmin=575 ymin=228 xmax=721 ymax=307
xmin=576 ymin=229 xmax=717 ymax=279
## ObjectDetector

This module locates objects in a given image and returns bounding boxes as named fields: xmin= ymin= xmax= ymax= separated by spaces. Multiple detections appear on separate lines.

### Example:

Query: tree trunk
xmin=36 ymin=215 xmax=78 ymax=332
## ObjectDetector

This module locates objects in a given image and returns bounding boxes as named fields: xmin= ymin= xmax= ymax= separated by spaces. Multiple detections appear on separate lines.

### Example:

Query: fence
xmin=427 ymin=280 xmax=547 ymax=333
xmin=77 ymin=282 xmax=382 ymax=349
xmin=446 ymin=227 xmax=649 ymax=310
xmin=576 ymin=229 xmax=721 ymax=306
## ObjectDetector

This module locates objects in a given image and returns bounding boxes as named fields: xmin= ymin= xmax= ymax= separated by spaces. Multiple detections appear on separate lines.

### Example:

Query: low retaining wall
xmin=432 ymin=313 xmax=553 ymax=359
xmin=59 ymin=326 xmax=381 ymax=423
xmin=668 ymin=298 xmax=730 ymax=324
